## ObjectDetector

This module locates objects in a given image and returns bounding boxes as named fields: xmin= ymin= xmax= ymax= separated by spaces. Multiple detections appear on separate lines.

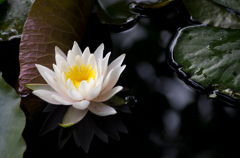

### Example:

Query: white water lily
xmin=26 ymin=42 xmax=125 ymax=126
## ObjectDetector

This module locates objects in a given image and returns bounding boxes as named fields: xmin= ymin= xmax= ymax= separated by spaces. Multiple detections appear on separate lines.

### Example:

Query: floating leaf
xmin=0 ymin=72 xmax=26 ymax=158
xmin=212 ymin=0 xmax=240 ymax=12
xmin=18 ymin=0 xmax=95 ymax=116
xmin=0 ymin=0 xmax=33 ymax=41
xmin=183 ymin=0 xmax=240 ymax=29
xmin=173 ymin=25 xmax=240 ymax=100
xmin=97 ymin=0 xmax=174 ymax=25
xmin=97 ymin=0 xmax=139 ymax=25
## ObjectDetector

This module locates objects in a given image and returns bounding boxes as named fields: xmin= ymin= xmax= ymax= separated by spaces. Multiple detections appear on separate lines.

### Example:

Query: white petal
xmin=67 ymin=89 xmax=83 ymax=101
xmin=93 ymin=86 xmax=123 ymax=102
xmin=86 ymin=85 xmax=101 ymax=100
xmin=78 ymin=80 xmax=90 ymax=98
xmin=51 ymin=94 xmax=74 ymax=105
xmin=97 ymin=58 xmax=102 ymax=78
xmin=67 ymin=50 xmax=76 ymax=67
xmin=33 ymin=90 xmax=61 ymax=105
xmin=102 ymin=65 xmax=126 ymax=93
xmin=94 ymin=43 xmax=104 ymax=61
xmin=82 ymin=47 xmax=90 ymax=63
xmin=72 ymin=100 xmax=90 ymax=110
xmin=25 ymin=84 xmax=54 ymax=92
xmin=95 ymin=75 xmax=104 ymax=87
xmin=53 ymin=64 xmax=62 ymax=82
xmin=101 ymin=52 xmax=111 ymax=77
xmin=87 ymin=54 xmax=97 ymax=71
xmin=67 ymin=79 xmax=77 ymax=91
xmin=72 ymin=41 xmax=82 ymax=56
xmin=75 ymin=55 xmax=84 ymax=66
xmin=60 ymin=61 xmax=69 ymax=72
xmin=88 ymin=102 xmax=117 ymax=116
xmin=102 ymin=69 xmax=113 ymax=91
xmin=52 ymin=67 xmax=68 ymax=94
xmin=61 ymin=72 xmax=67 ymax=87
xmin=88 ymin=78 xmax=95 ymax=89
xmin=44 ymin=71 xmax=63 ymax=94
xmin=55 ymin=53 xmax=67 ymax=69
xmin=55 ymin=46 xmax=67 ymax=60
xmin=35 ymin=64 xmax=55 ymax=81
xmin=107 ymin=54 xmax=126 ymax=73
xmin=60 ymin=106 xmax=88 ymax=127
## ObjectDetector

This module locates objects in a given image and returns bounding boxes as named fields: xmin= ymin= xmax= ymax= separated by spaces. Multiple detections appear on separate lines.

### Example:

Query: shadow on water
xmin=1 ymin=0 xmax=240 ymax=157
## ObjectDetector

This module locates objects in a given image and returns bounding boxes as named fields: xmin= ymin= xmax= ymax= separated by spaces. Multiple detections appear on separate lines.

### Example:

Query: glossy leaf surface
xmin=174 ymin=25 xmax=240 ymax=99
xmin=183 ymin=0 xmax=240 ymax=29
xmin=0 ymin=0 xmax=33 ymax=41
xmin=212 ymin=0 xmax=240 ymax=12
xmin=0 ymin=72 xmax=26 ymax=158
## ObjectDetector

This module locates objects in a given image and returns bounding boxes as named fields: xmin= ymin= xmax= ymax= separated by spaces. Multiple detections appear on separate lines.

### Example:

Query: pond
xmin=1 ymin=0 xmax=240 ymax=158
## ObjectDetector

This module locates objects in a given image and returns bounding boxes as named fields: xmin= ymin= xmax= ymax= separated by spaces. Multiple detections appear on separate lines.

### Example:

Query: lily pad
xmin=0 ymin=72 xmax=26 ymax=158
xmin=18 ymin=0 xmax=95 ymax=116
xmin=183 ymin=0 xmax=240 ymax=29
xmin=212 ymin=0 xmax=240 ymax=12
xmin=97 ymin=0 xmax=174 ymax=25
xmin=173 ymin=25 xmax=240 ymax=100
xmin=0 ymin=0 xmax=33 ymax=41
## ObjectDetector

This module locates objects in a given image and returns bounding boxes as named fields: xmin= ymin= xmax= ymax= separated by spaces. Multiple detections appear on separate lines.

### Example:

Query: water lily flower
xmin=26 ymin=42 xmax=126 ymax=126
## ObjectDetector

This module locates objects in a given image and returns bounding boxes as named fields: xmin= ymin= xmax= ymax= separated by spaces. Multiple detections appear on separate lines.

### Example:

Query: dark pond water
xmin=1 ymin=1 xmax=240 ymax=158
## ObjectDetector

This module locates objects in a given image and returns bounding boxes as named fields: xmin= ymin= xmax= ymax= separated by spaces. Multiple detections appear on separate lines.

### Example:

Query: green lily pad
xmin=0 ymin=0 xmax=33 ymax=41
xmin=173 ymin=25 xmax=240 ymax=100
xmin=0 ymin=72 xmax=26 ymax=158
xmin=183 ymin=0 xmax=240 ymax=29
xmin=212 ymin=0 xmax=240 ymax=12
xmin=97 ymin=0 xmax=174 ymax=25
xmin=18 ymin=0 xmax=95 ymax=116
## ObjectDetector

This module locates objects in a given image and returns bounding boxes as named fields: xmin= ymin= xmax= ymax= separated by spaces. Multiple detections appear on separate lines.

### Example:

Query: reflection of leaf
xmin=0 ymin=72 xmax=26 ymax=158
xmin=212 ymin=0 xmax=240 ymax=12
xmin=173 ymin=25 xmax=240 ymax=100
xmin=183 ymin=0 xmax=240 ymax=29
xmin=0 ymin=0 xmax=33 ymax=41
xmin=18 ymin=0 xmax=95 ymax=116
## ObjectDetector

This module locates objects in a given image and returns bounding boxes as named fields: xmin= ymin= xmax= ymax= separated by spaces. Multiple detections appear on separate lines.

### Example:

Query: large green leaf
xmin=0 ymin=0 xmax=33 ymax=41
xmin=18 ymin=0 xmax=95 ymax=115
xmin=0 ymin=72 xmax=26 ymax=158
xmin=97 ymin=0 xmax=174 ymax=25
xmin=183 ymin=0 xmax=240 ymax=29
xmin=212 ymin=0 xmax=240 ymax=12
xmin=173 ymin=25 xmax=240 ymax=100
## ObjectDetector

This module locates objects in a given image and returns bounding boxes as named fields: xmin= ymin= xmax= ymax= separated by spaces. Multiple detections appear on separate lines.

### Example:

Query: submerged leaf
xmin=183 ymin=0 xmax=240 ymax=29
xmin=0 ymin=72 xmax=26 ymax=158
xmin=0 ymin=0 xmax=33 ymax=41
xmin=18 ymin=0 xmax=95 ymax=116
xmin=173 ymin=25 xmax=240 ymax=100
xmin=212 ymin=0 xmax=240 ymax=13
xmin=134 ymin=0 xmax=174 ymax=9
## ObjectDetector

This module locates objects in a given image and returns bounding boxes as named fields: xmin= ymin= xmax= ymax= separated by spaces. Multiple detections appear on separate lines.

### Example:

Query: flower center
xmin=64 ymin=64 xmax=96 ymax=88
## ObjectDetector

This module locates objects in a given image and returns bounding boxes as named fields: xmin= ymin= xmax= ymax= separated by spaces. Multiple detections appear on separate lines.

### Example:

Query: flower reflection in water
xmin=40 ymin=102 xmax=132 ymax=153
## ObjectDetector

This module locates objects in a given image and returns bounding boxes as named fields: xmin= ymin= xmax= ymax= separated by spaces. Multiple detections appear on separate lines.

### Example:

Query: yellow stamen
xmin=64 ymin=64 xmax=96 ymax=88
